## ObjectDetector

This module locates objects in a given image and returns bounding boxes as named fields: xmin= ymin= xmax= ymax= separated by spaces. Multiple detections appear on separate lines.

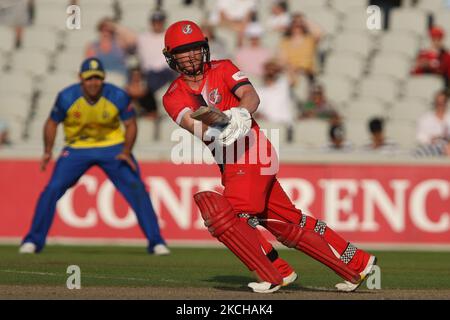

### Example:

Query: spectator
xmin=412 ymin=26 xmax=450 ymax=89
xmin=360 ymin=118 xmax=398 ymax=154
xmin=234 ymin=23 xmax=273 ymax=78
xmin=125 ymin=67 xmax=158 ymax=119
xmin=0 ymin=0 xmax=32 ymax=49
xmin=413 ymin=138 xmax=450 ymax=158
xmin=209 ymin=0 xmax=257 ymax=46
xmin=266 ymin=0 xmax=291 ymax=33
xmin=416 ymin=91 xmax=450 ymax=145
xmin=255 ymin=60 xmax=294 ymax=125
xmin=278 ymin=13 xmax=322 ymax=86
xmin=0 ymin=119 xmax=10 ymax=147
xmin=137 ymin=10 xmax=176 ymax=94
xmin=300 ymin=84 xmax=339 ymax=121
xmin=201 ymin=23 xmax=230 ymax=60
xmin=85 ymin=17 xmax=134 ymax=77
xmin=322 ymin=123 xmax=353 ymax=152
xmin=210 ymin=0 xmax=257 ymax=31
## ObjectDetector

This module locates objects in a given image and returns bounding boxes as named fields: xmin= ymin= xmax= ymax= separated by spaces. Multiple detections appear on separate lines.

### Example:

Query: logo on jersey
xmin=232 ymin=71 xmax=247 ymax=82
xmin=208 ymin=88 xmax=222 ymax=105
xmin=90 ymin=60 xmax=99 ymax=70
xmin=182 ymin=24 xmax=192 ymax=35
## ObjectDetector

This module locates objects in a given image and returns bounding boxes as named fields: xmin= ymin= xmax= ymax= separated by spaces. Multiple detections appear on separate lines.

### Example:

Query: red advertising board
xmin=0 ymin=160 xmax=449 ymax=247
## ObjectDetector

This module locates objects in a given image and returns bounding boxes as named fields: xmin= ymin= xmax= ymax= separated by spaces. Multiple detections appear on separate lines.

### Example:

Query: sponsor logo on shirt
xmin=232 ymin=71 xmax=247 ymax=82
xmin=208 ymin=88 xmax=222 ymax=105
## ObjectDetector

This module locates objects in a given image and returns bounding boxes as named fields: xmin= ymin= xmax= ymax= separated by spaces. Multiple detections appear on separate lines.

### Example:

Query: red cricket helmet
xmin=163 ymin=20 xmax=210 ymax=76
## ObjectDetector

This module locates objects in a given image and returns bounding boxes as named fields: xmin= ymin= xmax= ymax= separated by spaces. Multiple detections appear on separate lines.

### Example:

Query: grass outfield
xmin=0 ymin=245 xmax=449 ymax=299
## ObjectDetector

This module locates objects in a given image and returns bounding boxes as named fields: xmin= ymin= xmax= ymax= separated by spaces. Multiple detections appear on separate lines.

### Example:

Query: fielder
xmin=162 ymin=21 xmax=376 ymax=293
xmin=19 ymin=58 xmax=169 ymax=255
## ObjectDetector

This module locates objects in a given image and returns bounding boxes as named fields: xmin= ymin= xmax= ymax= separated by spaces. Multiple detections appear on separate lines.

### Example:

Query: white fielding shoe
xmin=248 ymin=281 xmax=281 ymax=293
xmin=152 ymin=244 xmax=170 ymax=256
xmin=19 ymin=242 xmax=37 ymax=254
xmin=335 ymin=255 xmax=377 ymax=292
xmin=282 ymin=272 xmax=298 ymax=287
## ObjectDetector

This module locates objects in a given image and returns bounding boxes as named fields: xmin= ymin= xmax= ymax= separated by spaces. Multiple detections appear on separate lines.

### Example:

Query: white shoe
xmin=248 ymin=281 xmax=281 ymax=293
xmin=19 ymin=242 xmax=37 ymax=254
xmin=335 ymin=255 xmax=377 ymax=292
xmin=153 ymin=244 xmax=170 ymax=256
xmin=282 ymin=272 xmax=298 ymax=287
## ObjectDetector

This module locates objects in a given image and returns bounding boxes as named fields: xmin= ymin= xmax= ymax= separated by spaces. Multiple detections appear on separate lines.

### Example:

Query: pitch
xmin=0 ymin=245 xmax=449 ymax=299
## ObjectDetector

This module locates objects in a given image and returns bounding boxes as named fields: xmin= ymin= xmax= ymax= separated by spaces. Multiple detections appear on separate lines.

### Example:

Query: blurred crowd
xmin=0 ymin=0 xmax=449 ymax=158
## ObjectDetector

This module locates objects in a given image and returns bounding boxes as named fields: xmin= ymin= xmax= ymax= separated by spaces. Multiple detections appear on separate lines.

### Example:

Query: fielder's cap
xmin=245 ymin=22 xmax=264 ymax=38
xmin=150 ymin=10 xmax=166 ymax=22
xmin=80 ymin=57 xmax=105 ymax=80
xmin=429 ymin=26 xmax=444 ymax=39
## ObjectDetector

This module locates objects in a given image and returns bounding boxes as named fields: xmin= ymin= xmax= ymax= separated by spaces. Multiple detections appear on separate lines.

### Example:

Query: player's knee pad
xmin=194 ymin=191 xmax=283 ymax=285
xmin=262 ymin=215 xmax=361 ymax=284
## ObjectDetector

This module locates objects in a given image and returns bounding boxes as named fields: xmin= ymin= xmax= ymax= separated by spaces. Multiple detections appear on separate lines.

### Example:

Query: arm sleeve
xmin=116 ymin=91 xmax=135 ymax=121
xmin=163 ymin=93 xmax=192 ymax=125
xmin=222 ymin=60 xmax=252 ymax=95
xmin=49 ymin=93 xmax=67 ymax=123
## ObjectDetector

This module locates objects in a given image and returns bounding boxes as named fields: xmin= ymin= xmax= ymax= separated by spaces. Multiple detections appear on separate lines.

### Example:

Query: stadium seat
xmin=64 ymin=29 xmax=97 ymax=51
xmin=370 ymin=52 xmax=412 ymax=81
xmin=21 ymin=27 xmax=60 ymax=52
xmin=317 ymin=74 xmax=355 ymax=106
xmin=416 ymin=0 xmax=447 ymax=13
xmin=434 ymin=11 xmax=450 ymax=34
xmin=333 ymin=32 xmax=374 ymax=58
xmin=0 ymin=72 xmax=35 ymax=96
xmin=289 ymin=0 xmax=329 ymax=13
xmin=305 ymin=9 xmax=340 ymax=36
xmin=341 ymin=7 xmax=383 ymax=33
xmin=54 ymin=51 xmax=86 ymax=74
xmin=343 ymin=98 xmax=388 ymax=121
xmin=120 ymin=7 xmax=152 ymax=32
xmin=34 ymin=93 xmax=56 ymax=120
xmin=346 ymin=120 xmax=370 ymax=146
xmin=10 ymin=50 xmax=50 ymax=76
xmin=0 ymin=27 xmax=15 ymax=52
xmin=385 ymin=119 xmax=418 ymax=149
xmin=292 ymin=119 xmax=329 ymax=148
xmin=329 ymin=0 xmax=369 ymax=14
xmin=324 ymin=52 xmax=366 ymax=80
xmin=40 ymin=73 xmax=78 ymax=96
xmin=157 ymin=116 xmax=184 ymax=143
xmin=255 ymin=120 xmax=290 ymax=145
xmin=389 ymin=8 xmax=428 ymax=36
xmin=136 ymin=118 xmax=157 ymax=145
xmin=166 ymin=6 xmax=205 ymax=25
xmin=0 ymin=114 xmax=26 ymax=144
xmin=357 ymin=76 xmax=400 ymax=104
xmin=388 ymin=97 xmax=431 ymax=122
xmin=0 ymin=96 xmax=32 ymax=119
xmin=403 ymin=76 xmax=444 ymax=103
xmin=378 ymin=31 xmax=420 ymax=59
xmin=34 ymin=7 xmax=69 ymax=29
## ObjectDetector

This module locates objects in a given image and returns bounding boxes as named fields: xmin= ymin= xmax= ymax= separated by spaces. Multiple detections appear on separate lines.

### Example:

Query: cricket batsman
xmin=19 ymin=58 xmax=170 ymax=256
xmin=162 ymin=21 xmax=376 ymax=293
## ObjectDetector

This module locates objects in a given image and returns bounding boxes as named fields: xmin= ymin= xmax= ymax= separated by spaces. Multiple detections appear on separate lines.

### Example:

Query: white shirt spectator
xmin=267 ymin=12 xmax=291 ymax=32
xmin=137 ymin=31 xmax=167 ymax=73
xmin=256 ymin=76 xmax=294 ymax=124
xmin=416 ymin=111 xmax=450 ymax=145
xmin=209 ymin=0 xmax=258 ymax=24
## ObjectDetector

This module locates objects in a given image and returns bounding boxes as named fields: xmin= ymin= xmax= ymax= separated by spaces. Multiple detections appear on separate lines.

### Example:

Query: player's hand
xmin=40 ymin=152 xmax=52 ymax=172
xmin=116 ymin=152 xmax=137 ymax=171
xmin=217 ymin=108 xmax=252 ymax=146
